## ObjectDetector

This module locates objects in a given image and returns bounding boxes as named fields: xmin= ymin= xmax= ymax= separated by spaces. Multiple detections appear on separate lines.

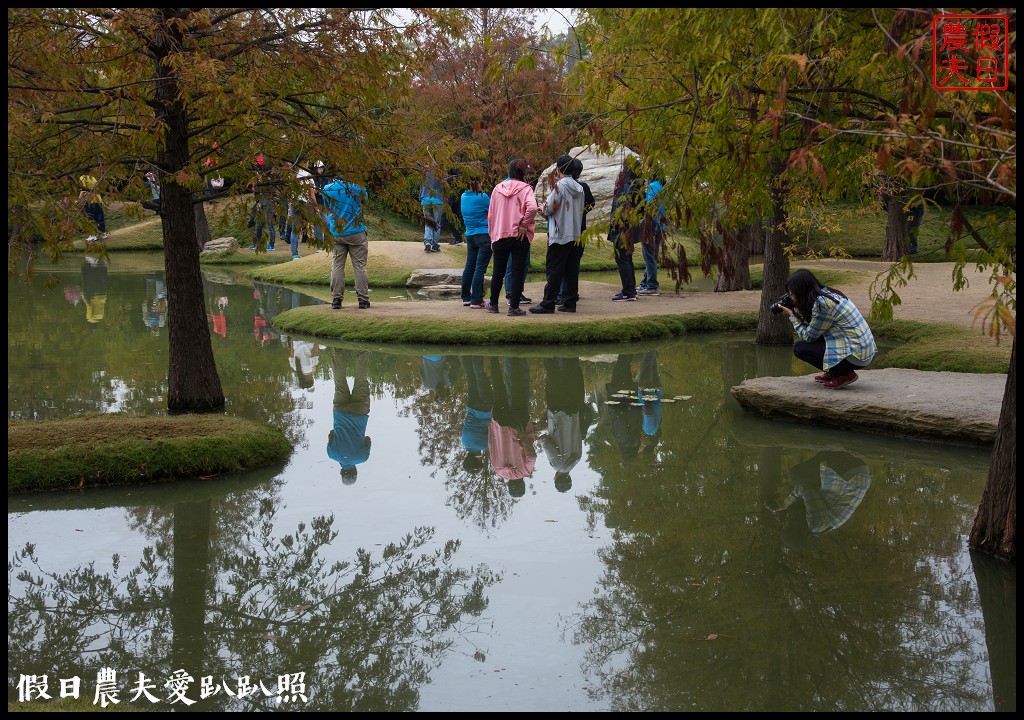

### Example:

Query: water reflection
xmin=541 ymin=356 xmax=595 ymax=493
xmin=9 ymin=473 xmax=497 ymax=711
xmin=6 ymin=262 xmax=1015 ymax=712
xmin=328 ymin=349 xmax=372 ymax=483
xmin=80 ymin=256 xmax=109 ymax=326
xmin=765 ymin=450 xmax=872 ymax=550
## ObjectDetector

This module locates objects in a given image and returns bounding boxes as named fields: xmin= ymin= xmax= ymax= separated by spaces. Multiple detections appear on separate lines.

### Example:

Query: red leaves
xmin=787 ymin=148 xmax=828 ymax=188
xmin=876 ymin=144 xmax=891 ymax=171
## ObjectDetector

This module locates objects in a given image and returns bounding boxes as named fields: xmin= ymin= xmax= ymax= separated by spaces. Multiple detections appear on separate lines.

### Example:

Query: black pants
xmin=490 ymin=236 xmax=530 ymax=308
xmin=793 ymin=338 xmax=860 ymax=376
xmin=613 ymin=239 xmax=636 ymax=295
xmin=83 ymin=202 xmax=106 ymax=233
xmin=539 ymin=242 xmax=579 ymax=309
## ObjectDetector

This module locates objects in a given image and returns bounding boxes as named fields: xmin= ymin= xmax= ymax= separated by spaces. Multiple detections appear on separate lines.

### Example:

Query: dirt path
xmin=364 ymin=241 xmax=997 ymax=329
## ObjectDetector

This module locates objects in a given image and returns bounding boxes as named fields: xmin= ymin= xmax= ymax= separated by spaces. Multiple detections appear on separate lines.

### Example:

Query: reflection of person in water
xmin=252 ymin=282 xmax=282 ymax=346
xmin=636 ymin=350 xmax=663 ymax=456
xmin=421 ymin=355 xmax=452 ymax=395
xmin=327 ymin=349 xmax=372 ymax=484
xmin=605 ymin=354 xmax=642 ymax=465
xmin=209 ymin=295 xmax=228 ymax=338
xmin=489 ymin=356 xmax=536 ymax=497
xmin=461 ymin=355 xmax=493 ymax=473
xmin=290 ymin=338 xmax=320 ymax=390
xmin=772 ymin=450 xmax=872 ymax=549
xmin=81 ymin=256 xmax=109 ymax=326
xmin=542 ymin=356 xmax=593 ymax=493
xmin=142 ymin=273 xmax=167 ymax=335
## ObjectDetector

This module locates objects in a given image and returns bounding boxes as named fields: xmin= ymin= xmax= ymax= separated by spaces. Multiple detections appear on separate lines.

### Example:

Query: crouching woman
xmin=775 ymin=269 xmax=877 ymax=389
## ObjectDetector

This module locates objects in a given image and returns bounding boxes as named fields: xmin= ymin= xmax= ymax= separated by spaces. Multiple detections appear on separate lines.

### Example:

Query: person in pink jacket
xmin=486 ymin=158 xmax=538 ymax=317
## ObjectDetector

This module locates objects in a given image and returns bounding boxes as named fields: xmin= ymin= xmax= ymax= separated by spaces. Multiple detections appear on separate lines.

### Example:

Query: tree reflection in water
xmin=9 ymin=495 xmax=499 ymax=712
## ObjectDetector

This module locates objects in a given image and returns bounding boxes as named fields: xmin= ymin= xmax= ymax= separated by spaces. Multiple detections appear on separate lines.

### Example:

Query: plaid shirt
xmin=789 ymin=289 xmax=876 ymax=371
xmin=782 ymin=461 xmax=872 ymax=534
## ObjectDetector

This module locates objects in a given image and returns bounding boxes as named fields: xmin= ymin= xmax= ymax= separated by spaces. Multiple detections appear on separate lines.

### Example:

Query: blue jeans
xmin=640 ymin=234 xmax=661 ymax=289
xmin=422 ymin=203 xmax=442 ymax=248
xmin=461 ymin=233 xmax=492 ymax=304
xmin=288 ymin=205 xmax=304 ymax=256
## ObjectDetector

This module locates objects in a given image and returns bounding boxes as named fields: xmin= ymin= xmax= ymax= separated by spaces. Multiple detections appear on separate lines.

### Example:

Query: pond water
xmin=7 ymin=253 xmax=1016 ymax=712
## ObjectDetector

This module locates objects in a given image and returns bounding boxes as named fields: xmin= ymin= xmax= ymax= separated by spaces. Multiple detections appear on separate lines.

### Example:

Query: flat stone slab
xmin=407 ymin=269 xmax=465 ymax=287
xmin=417 ymin=284 xmax=461 ymax=297
xmin=731 ymin=368 xmax=1007 ymax=446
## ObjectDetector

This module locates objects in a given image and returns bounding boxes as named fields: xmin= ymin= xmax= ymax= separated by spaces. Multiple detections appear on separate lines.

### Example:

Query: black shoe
xmin=358 ymin=299 xmax=370 ymax=309
xmin=331 ymin=298 xmax=341 ymax=310
xmin=557 ymin=305 xmax=576 ymax=313
xmin=529 ymin=305 xmax=555 ymax=314
xmin=424 ymin=246 xmax=433 ymax=253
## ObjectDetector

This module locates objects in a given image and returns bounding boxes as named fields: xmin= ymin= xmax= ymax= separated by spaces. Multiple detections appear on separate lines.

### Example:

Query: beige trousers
xmin=330 ymin=230 xmax=369 ymax=304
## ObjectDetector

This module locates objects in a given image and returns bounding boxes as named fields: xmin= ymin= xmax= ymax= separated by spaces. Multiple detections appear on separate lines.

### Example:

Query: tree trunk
xmin=194 ymin=201 xmax=211 ymax=250
xmin=880 ymin=191 xmax=908 ymax=262
xmin=155 ymin=12 xmax=225 ymax=414
xmin=713 ymin=224 xmax=754 ymax=292
xmin=969 ymin=338 xmax=1016 ymax=562
xmin=756 ymin=158 xmax=792 ymax=345
xmin=747 ymin=220 xmax=765 ymax=256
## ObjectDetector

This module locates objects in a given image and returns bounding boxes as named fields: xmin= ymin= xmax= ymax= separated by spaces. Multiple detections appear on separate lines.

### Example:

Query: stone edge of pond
xmin=731 ymin=368 xmax=1006 ymax=446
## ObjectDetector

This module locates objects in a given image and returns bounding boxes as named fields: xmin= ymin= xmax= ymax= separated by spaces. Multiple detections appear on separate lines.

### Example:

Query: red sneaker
xmin=814 ymin=372 xmax=833 ymax=383
xmin=823 ymin=371 xmax=858 ymax=389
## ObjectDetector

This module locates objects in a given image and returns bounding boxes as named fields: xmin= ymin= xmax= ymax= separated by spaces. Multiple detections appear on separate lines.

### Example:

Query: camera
xmin=770 ymin=294 xmax=795 ymax=315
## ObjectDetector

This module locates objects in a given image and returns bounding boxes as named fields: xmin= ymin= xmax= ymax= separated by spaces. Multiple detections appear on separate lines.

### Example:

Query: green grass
xmin=8 ymin=414 xmax=292 ymax=493
xmin=871 ymin=320 xmax=1013 ymax=374
xmin=787 ymin=200 xmax=1011 ymax=261
xmin=275 ymin=307 xmax=760 ymax=345
xmin=71 ymin=195 xmax=425 ymax=261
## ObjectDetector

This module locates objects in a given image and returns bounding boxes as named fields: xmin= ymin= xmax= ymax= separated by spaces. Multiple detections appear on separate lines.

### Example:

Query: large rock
xmin=534 ymin=142 xmax=639 ymax=225
xmin=730 ymin=368 xmax=1006 ymax=446
xmin=201 ymin=236 xmax=240 ymax=256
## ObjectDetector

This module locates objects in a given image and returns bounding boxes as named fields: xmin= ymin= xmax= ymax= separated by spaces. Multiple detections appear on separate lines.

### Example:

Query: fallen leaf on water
xmin=706 ymin=632 xmax=736 ymax=640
